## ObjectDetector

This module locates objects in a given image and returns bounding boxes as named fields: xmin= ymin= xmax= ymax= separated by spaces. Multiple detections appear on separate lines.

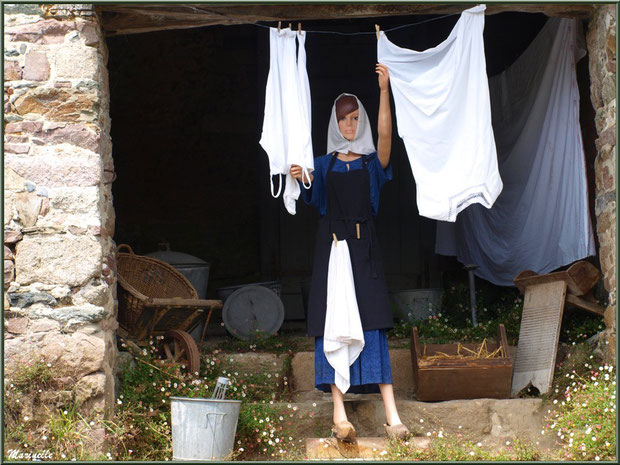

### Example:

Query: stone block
xmin=32 ymin=123 xmax=100 ymax=152
xmin=8 ymin=291 xmax=57 ymax=308
xmin=306 ymin=437 xmax=407 ymax=460
xmin=14 ymin=192 xmax=43 ymax=227
xmin=6 ymin=317 xmax=29 ymax=334
xmin=4 ymin=230 xmax=23 ymax=244
xmin=604 ymin=304 xmax=615 ymax=329
xmin=4 ymin=192 xmax=17 ymax=226
xmin=71 ymin=279 xmax=110 ymax=306
xmin=39 ymin=331 xmax=105 ymax=378
xmin=36 ymin=186 xmax=101 ymax=228
xmin=5 ymin=246 xmax=15 ymax=260
xmin=14 ymin=88 xmax=98 ymax=122
xmin=30 ymin=318 xmax=61 ymax=333
xmin=7 ymin=18 xmax=72 ymax=44
xmin=53 ymin=46 xmax=99 ymax=80
xmin=291 ymin=351 xmax=314 ymax=392
xmin=4 ymin=260 xmax=15 ymax=287
xmin=23 ymin=51 xmax=50 ymax=81
xmin=4 ymin=60 xmax=22 ymax=81
xmin=74 ymin=373 xmax=106 ymax=405
xmin=4 ymin=167 xmax=27 ymax=192
xmin=5 ymin=150 xmax=102 ymax=187
xmin=4 ymin=4 xmax=45 ymax=16
xmin=15 ymin=234 xmax=102 ymax=287
xmin=5 ymin=121 xmax=44 ymax=134
xmin=4 ymin=143 xmax=30 ymax=154
xmin=76 ymin=20 xmax=100 ymax=47
xmin=28 ymin=303 xmax=108 ymax=327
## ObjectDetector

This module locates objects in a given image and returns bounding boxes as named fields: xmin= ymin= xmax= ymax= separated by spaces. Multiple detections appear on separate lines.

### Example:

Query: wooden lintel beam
xmin=98 ymin=3 xmax=594 ymax=37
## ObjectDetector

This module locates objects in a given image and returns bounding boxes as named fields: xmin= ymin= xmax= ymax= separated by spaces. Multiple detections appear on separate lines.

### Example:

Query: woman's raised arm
xmin=376 ymin=63 xmax=392 ymax=169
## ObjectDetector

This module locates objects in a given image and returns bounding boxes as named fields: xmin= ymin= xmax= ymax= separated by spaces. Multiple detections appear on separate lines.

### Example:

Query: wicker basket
xmin=116 ymin=244 xmax=198 ymax=332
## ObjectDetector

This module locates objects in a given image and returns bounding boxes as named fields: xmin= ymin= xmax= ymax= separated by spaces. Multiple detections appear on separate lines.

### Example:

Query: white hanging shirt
xmin=323 ymin=240 xmax=365 ymax=394
xmin=377 ymin=4 xmax=502 ymax=222
xmin=435 ymin=18 xmax=595 ymax=285
xmin=259 ymin=28 xmax=314 ymax=215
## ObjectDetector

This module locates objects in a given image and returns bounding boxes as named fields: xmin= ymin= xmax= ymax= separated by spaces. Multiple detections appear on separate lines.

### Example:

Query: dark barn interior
xmin=106 ymin=11 xmax=597 ymax=326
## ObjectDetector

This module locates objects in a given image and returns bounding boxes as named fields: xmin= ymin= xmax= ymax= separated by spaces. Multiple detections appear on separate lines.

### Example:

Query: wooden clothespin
xmin=375 ymin=24 xmax=380 ymax=40
xmin=356 ymin=223 xmax=361 ymax=239
xmin=298 ymin=22 xmax=302 ymax=35
xmin=289 ymin=23 xmax=292 ymax=30
xmin=332 ymin=233 xmax=338 ymax=246
xmin=278 ymin=21 xmax=281 ymax=32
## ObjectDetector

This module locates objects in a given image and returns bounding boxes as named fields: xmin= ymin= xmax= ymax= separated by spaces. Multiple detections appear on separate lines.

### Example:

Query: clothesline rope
xmin=252 ymin=13 xmax=459 ymax=35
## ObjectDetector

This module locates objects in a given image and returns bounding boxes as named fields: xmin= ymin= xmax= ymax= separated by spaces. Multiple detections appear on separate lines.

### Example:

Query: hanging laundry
xmin=377 ymin=4 xmax=502 ymax=222
xmin=323 ymin=239 xmax=365 ymax=394
xmin=435 ymin=18 xmax=595 ymax=286
xmin=259 ymin=27 xmax=314 ymax=215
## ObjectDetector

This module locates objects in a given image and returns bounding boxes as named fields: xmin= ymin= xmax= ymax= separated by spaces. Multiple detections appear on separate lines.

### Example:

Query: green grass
xmin=384 ymin=434 xmax=541 ymax=461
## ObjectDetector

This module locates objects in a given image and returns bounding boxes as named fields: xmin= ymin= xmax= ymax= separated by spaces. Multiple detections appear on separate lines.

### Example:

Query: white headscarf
xmin=326 ymin=93 xmax=376 ymax=155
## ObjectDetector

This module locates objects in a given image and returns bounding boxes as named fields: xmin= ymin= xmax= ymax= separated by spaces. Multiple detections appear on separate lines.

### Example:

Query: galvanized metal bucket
xmin=171 ymin=396 xmax=242 ymax=461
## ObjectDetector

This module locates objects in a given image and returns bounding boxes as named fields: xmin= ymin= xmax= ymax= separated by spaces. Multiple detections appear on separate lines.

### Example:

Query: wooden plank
xmin=416 ymin=365 xmax=513 ymax=401
xmin=514 ymin=261 xmax=601 ymax=296
xmin=565 ymin=293 xmax=606 ymax=316
xmin=98 ymin=4 xmax=594 ymax=36
xmin=511 ymin=281 xmax=567 ymax=396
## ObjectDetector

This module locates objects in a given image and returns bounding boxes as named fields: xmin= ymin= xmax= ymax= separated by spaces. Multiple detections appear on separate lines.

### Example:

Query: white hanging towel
xmin=283 ymin=30 xmax=314 ymax=215
xmin=435 ymin=18 xmax=595 ymax=286
xmin=259 ymin=28 xmax=313 ymax=215
xmin=323 ymin=239 xmax=365 ymax=394
xmin=377 ymin=4 xmax=502 ymax=222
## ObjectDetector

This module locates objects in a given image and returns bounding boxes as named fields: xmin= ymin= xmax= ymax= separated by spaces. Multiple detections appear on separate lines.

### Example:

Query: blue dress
xmin=302 ymin=152 xmax=394 ymax=393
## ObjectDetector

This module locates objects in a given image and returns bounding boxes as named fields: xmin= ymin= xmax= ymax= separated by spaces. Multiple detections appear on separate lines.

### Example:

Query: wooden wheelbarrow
xmin=116 ymin=244 xmax=223 ymax=374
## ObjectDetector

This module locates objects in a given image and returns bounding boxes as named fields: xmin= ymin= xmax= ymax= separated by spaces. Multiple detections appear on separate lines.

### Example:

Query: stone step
xmin=275 ymin=397 xmax=556 ymax=450
xmin=305 ymin=437 xmax=430 ymax=460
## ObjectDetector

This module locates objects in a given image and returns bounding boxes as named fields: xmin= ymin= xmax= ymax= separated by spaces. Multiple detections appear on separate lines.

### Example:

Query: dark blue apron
xmin=306 ymin=153 xmax=393 ymax=337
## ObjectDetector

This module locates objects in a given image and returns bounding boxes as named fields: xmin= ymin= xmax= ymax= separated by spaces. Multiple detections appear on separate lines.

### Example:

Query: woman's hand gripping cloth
xmin=323 ymin=240 xmax=365 ymax=394
xmin=377 ymin=4 xmax=503 ymax=222
xmin=259 ymin=27 xmax=313 ymax=214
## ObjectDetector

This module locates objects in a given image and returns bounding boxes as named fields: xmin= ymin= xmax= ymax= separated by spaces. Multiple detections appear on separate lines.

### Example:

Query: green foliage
xmin=544 ymin=361 xmax=616 ymax=461
xmin=388 ymin=283 xmax=605 ymax=348
xmin=210 ymin=332 xmax=308 ymax=354
xmin=107 ymin=335 xmax=305 ymax=460
xmin=388 ymin=284 xmax=523 ymax=344
xmin=4 ymin=359 xmax=110 ymax=462
xmin=384 ymin=433 xmax=540 ymax=461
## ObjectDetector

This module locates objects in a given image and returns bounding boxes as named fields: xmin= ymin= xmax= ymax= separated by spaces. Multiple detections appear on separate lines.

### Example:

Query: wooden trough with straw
xmin=411 ymin=324 xmax=513 ymax=401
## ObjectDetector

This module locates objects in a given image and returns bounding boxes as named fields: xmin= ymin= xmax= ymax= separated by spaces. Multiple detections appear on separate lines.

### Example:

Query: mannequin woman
xmin=290 ymin=64 xmax=410 ymax=440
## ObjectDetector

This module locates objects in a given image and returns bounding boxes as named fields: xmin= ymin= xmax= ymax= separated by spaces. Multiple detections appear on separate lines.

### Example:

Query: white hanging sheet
xmin=377 ymin=4 xmax=502 ymax=222
xmin=323 ymin=240 xmax=365 ymax=394
xmin=435 ymin=18 xmax=595 ymax=286
xmin=259 ymin=28 xmax=314 ymax=215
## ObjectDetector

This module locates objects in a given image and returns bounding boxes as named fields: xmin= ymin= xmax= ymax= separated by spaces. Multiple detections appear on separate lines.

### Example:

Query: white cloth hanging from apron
xmin=435 ymin=18 xmax=595 ymax=286
xmin=323 ymin=239 xmax=365 ymax=394
xmin=377 ymin=4 xmax=502 ymax=222
xmin=259 ymin=27 xmax=314 ymax=215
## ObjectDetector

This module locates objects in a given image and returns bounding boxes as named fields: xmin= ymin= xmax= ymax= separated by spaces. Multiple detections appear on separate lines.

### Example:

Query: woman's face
xmin=338 ymin=109 xmax=359 ymax=141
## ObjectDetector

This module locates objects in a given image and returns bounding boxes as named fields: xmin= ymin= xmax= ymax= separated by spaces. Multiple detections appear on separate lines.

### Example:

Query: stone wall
xmin=586 ymin=4 xmax=617 ymax=358
xmin=3 ymin=3 xmax=117 ymax=451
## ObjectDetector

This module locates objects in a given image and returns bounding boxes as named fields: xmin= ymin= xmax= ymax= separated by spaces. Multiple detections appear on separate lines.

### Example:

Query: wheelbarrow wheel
xmin=161 ymin=330 xmax=201 ymax=374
